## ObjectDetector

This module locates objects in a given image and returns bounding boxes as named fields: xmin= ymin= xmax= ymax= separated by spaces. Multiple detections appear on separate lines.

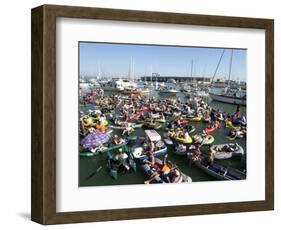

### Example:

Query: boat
xmin=193 ymin=155 xmax=246 ymax=180
xmin=209 ymin=92 xmax=246 ymax=106
xmin=131 ymin=130 xmax=167 ymax=160
xmin=174 ymin=135 xmax=193 ymax=144
xmin=174 ymin=145 xmax=189 ymax=156
xmin=164 ymin=138 xmax=173 ymax=145
xmin=209 ymin=49 xmax=247 ymax=105
xmin=192 ymin=134 xmax=215 ymax=145
xmin=108 ymin=123 xmax=143 ymax=130
xmin=189 ymin=115 xmax=203 ymax=122
xmin=166 ymin=128 xmax=194 ymax=144
xmin=141 ymin=158 xmax=192 ymax=184
xmin=143 ymin=122 xmax=162 ymax=130
xmin=232 ymin=117 xmax=247 ymax=126
xmin=158 ymin=88 xmax=179 ymax=95
xmin=125 ymin=107 xmax=150 ymax=121
xmin=122 ymin=88 xmax=148 ymax=95
xmin=80 ymin=140 xmax=128 ymax=157
xmin=101 ymin=78 xmax=137 ymax=92
xmin=106 ymin=144 xmax=136 ymax=180
xmin=210 ymin=143 xmax=244 ymax=159
xmin=204 ymin=124 xmax=219 ymax=134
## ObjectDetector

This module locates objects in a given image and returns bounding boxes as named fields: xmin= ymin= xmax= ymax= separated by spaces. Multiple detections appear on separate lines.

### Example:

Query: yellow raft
xmin=189 ymin=115 xmax=203 ymax=122
xmin=175 ymin=136 xmax=193 ymax=144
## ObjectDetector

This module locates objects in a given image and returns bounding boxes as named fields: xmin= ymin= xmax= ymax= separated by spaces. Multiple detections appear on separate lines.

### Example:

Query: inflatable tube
xmin=204 ymin=125 xmax=218 ymax=134
xmin=225 ymin=120 xmax=234 ymax=128
xmin=193 ymin=135 xmax=215 ymax=145
xmin=175 ymin=136 xmax=193 ymax=144
xmin=189 ymin=115 xmax=203 ymax=122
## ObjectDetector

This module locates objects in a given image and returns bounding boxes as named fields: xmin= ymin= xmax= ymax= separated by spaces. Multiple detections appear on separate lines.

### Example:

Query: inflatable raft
xmin=211 ymin=143 xmax=244 ymax=159
xmin=192 ymin=134 xmax=215 ymax=145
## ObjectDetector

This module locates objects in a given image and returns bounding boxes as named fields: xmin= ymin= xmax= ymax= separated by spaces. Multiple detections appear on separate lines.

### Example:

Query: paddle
xmin=86 ymin=166 xmax=103 ymax=180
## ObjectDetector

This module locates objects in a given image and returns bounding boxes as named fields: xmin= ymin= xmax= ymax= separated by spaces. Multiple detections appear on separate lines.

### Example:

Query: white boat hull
xmin=209 ymin=93 xmax=246 ymax=105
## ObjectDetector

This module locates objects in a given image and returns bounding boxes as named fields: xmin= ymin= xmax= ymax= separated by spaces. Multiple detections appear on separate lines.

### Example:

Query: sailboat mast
xmin=190 ymin=59 xmax=194 ymax=77
xmin=211 ymin=49 xmax=225 ymax=86
xmin=227 ymin=49 xmax=234 ymax=88
xmin=150 ymin=65 xmax=153 ymax=83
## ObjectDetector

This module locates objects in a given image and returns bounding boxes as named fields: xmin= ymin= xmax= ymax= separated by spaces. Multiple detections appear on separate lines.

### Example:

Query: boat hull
xmin=209 ymin=93 xmax=246 ymax=105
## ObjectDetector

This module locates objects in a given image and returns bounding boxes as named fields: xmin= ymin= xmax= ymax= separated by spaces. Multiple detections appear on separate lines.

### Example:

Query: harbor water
xmin=79 ymin=88 xmax=246 ymax=187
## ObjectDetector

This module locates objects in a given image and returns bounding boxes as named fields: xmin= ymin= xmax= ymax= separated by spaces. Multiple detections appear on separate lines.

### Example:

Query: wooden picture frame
xmin=31 ymin=4 xmax=274 ymax=225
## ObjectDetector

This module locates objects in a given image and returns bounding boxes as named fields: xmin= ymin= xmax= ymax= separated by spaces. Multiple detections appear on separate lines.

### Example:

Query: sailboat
xmin=209 ymin=49 xmax=246 ymax=105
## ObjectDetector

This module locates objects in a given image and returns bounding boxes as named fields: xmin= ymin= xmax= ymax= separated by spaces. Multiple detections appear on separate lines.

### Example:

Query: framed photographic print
xmin=31 ymin=4 xmax=274 ymax=225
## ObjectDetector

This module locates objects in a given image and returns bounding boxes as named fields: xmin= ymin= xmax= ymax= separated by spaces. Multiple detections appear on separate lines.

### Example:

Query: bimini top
xmin=145 ymin=130 xmax=161 ymax=142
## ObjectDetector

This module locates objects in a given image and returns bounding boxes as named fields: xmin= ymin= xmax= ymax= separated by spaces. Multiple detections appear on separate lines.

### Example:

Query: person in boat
xmin=148 ymin=140 xmax=155 ymax=156
xmin=184 ymin=130 xmax=191 ymax=139
xmin=199 ymin=130 xmax=208 ymax=144
xmin=159 ymin=112 xmax=165 ymax=122
xmin=112 ymin=135 xmax=125 ymax=145
xmin=112 ymin=148 xmax=130 ymax=172
xmin=159 ymin=155 xmax=178 ymax=183
xmin=191 ymin=144 xmax=201 ymax=161
xmin=227 ymin=128 xmax=238 ymax=140
xmin=223 ymin=143 xmax=238 ymax=152
xmin=235 ymin=105 xmax=240 ymax=117
xmin=89 ymin=143 xmax=106 ymax=153
xmin=155 ymin=140 xmax=165 ymax=151
xmin=144 ymin=155 xmax=176 ymax=184
xmin=207 ymin=144 xmax=215 ymax=165
xmin=99 ymin=114 xmax=106 ymax=125
xmin=177 ymin=143 xmax=187 ymax=153
xmin=95 ymin=121 xmax=107 ymax=133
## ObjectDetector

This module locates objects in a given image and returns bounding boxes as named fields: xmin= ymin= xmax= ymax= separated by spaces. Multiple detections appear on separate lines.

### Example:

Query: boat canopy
xmin=145 ymin=130 xmax=161 ymax=142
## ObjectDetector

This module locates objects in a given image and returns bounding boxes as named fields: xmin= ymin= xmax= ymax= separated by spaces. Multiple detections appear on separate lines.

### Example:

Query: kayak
xmin=204 ymin=125 xmax=218 ymax=134
xmin=211 ymin=143 xmax=244 ymax=159
xmin=192 ymin=134 xmax=215 ymax=145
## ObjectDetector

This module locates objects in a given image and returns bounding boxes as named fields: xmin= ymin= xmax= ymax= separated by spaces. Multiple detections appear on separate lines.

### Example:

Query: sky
xmin=79 ymin=42 xmax=247 ymax=81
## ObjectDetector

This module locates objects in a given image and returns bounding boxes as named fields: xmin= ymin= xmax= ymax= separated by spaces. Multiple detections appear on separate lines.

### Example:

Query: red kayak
xmin=204 ymin=126 xmax=217 ymax=134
